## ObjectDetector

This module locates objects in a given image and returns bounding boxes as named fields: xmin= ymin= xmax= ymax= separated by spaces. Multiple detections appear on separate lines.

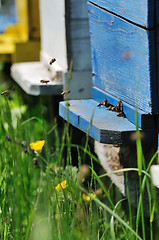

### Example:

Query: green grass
xmin=0 ymin=67 xmax=159 ymax=239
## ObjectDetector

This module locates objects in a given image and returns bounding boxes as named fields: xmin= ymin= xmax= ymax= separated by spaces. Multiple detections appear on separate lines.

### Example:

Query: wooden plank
xmin=12 ymin=40 xmax=40 ymax=63
xmin=92 ymin=86 xmax=156 ymax=129
xmin=150 ymin=165 xmax=159 ymax=189
xmin=89 ymin=0 xmax=154 ymax=28
xmin=69 ymin=19 xmax=92 ymax=71
xmin=0 ymin=0 xmax=17 ymax=33
xmin=59 ymin=99 xmax=157 ymax=144
xmin=28 ymin=0 xmax=40 ymax=39
xmin=88 ymin=2 xmax=157 ymax=113
xmin=64 ymin=71 xmax=92 ymax=99
xmin=69 ymin=0 xmax=89 ymax=19
xmin=11 ymin=62 xmax=63 ymax=96
xmin=39 ymin=0 xmax=67 ymax=70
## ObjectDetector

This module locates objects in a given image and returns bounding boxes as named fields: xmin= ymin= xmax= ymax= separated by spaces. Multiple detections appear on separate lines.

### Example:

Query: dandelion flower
xmin=83 ymin=193 xmax=90 ymax=201
xmin=29 ymin=140 xmax=45 ymax=152
xmin=55 ymin=180 xmax=68 ymax=191
xmin=83 ymin=193 xmax=96 ymax=201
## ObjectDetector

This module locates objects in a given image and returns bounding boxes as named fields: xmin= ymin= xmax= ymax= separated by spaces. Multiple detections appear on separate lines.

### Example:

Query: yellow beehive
xmin=0 ymin=0 xmax=40 ymax=63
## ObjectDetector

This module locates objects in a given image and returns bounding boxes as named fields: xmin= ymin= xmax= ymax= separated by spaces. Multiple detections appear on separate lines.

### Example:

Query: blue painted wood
xmin=89 ymin=0 xmax=154 ymax=28
xmin=70 ymin=19 xmax=92 ymax=71
xmin=88 ymin=2 xmax=157 ymax=113
xmin=69 ymin=0 xmax=89 ymax=19
xmin=0 ymin=0 xmax=17 ymax=33
xmin=92 ymin=86 xmax=156 ymax=129
xmin=59 ymin=100 xmax=157 ymax=144
xmin=65 ymin=1 xmax=92 ymax=71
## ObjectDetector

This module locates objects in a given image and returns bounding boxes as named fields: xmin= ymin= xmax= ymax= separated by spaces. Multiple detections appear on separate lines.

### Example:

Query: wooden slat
xmin=69 ymin=0 xmax=89 ymax=19
xmin=89 ymin=0 xmax=154 ymax=28
xmin=69 ymin=19 xmax=92 ymax=71
xmin=11 ymin=62 xmax=63 ymax=96
xmin=59 ymin=99 xmax=156 ymax=144
xmin=92 ymin=86 xmax=156 ymax=129
xmin=39 ymin=0 xmax=68 ymax=70
xmin=88 ymin=2 xmax=157 ymax=113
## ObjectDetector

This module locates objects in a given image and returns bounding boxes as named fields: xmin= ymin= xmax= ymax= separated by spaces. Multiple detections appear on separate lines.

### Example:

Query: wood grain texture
xmin=88 ymin=3 xmax=157 ymax=113
xmin=89 ymin=0 xmax=154 ymax=28
xmin=59 ymin=99 xmax=156 ymax=144
xmin=92 ymin=86 xmax=156 ymax=129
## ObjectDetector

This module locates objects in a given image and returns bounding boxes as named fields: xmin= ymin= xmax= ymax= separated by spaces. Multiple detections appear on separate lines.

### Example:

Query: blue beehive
xmin=59 ymin=0 xmax=158 ymax=146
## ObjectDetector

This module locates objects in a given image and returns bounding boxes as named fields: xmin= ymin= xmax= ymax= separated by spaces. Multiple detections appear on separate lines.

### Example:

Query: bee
xmin=1 ymin=89 xmax=10 ymax=95
xmin=115 ymin=100 xmax=123 ymax=112
xmin=108 ymin=105 xmax=116 ymax=111
xmin=61 ymin=90 xmax=70 ymax=96
xmin=130 ymin=131 xmax=144 ymax=141
xmin=49 ymin=58 xmax=56 ymax=65
xmin=40 ymin=80 xmax=50 ymax=84
xmin=97 ymin=98 xmax=108 ymax=107
xmin=117 ymin=111 xmax=126 ymax=117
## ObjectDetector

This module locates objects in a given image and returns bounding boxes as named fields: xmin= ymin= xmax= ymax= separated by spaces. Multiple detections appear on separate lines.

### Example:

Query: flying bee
xmin=49 ymin=58 xmax=56 ymax=65
xmin=40 ymin=80 xmax=50 ymax=84
xmin=130 ymin=131 xmax=144 ymax=141
xmin=115 ymin=100 xmax=123 ymax=112
xmin=97 ymin=98 xmax=108 ymax=107
xmin=1 ymin=89 xmax=10 ymax=95
xmin=61 ymin=90 xmax=70 ymax=96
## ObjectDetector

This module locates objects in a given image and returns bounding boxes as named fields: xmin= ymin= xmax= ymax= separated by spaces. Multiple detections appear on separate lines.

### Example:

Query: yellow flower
xmin=29 ymin=140 xmax=45 ymax=152
xmin=55 ymin=180 xmax=68 ymax=191
xmin=83 ymin=193 xmax=96 ymax=201
xmin=83 ymin=193 xmax=90 ymax=201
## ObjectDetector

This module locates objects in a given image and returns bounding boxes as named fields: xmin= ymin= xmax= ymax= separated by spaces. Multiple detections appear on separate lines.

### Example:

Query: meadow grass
xmin=0 ymin=68 xmax=159 ymax=239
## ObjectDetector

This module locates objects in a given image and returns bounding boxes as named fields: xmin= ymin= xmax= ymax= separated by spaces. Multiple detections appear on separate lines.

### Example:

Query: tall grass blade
xmin=89 ymin=166 xmax=114 ymax=209
xmin=21 ymin=117 xmax=43 ymax=126
xmin=80 ymin=187 xmax=142 ymax=240
xmin=110 ymin=198 xmax=127 ymax=240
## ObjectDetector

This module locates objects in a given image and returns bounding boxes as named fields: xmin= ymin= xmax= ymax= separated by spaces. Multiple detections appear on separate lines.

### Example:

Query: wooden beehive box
xmin=60 ymin=0 xmax=158 ymax=144
xmin=11 ymin=0 xmax=92 ymax=97
xmin=59 ymin=0 xmax=159 ymax=203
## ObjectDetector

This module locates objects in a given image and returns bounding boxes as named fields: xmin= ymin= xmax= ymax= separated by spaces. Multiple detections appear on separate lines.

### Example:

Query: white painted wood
xmin=39 ymin=0 xmax=67 ymax=70
xmin=11 ymin=0 xmax=91 ymax=97
xmin=150 ymin=165 xmax=159 ymax=189
xmin=11 ymin=62 xmax=63 ymax=96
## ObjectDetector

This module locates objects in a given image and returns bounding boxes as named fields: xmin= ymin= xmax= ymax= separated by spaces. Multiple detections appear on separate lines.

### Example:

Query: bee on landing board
xmin=117 ymin=111 xmax=126 ymax=117
xmin=49 ymin=58 xmax=56 ymax=65
xmin=1 ymin=89 xmax=11 ymax=95
xmin=97 ymin=98 xmax=108 ymax=107
xmin=108 ymin=105 xmax=116 ymax=111
xmin=40 ymin=80 xmax=50 ymax=84
xmin=61 ymin=90 xmax=70 ymax=96
xmin=115 ymin=100 xmax=123 ymax=112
